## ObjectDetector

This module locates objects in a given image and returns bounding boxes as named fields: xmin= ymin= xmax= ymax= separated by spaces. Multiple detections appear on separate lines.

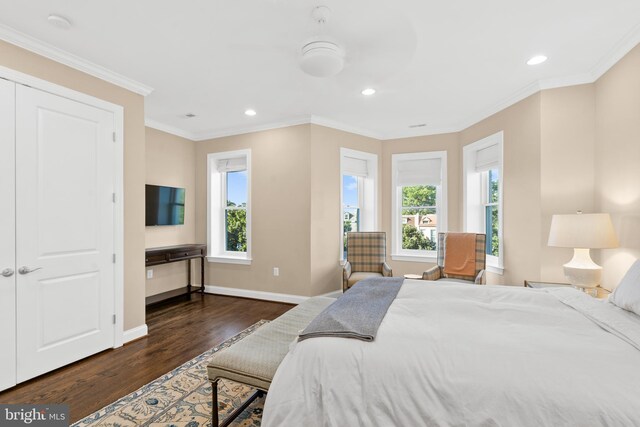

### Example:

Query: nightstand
xmin=524 ymin=280 xmax=611 ymax=299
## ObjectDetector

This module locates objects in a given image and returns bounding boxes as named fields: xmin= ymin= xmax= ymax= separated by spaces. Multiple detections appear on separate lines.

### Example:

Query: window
xmin=463 ymin=132 xmax=503 ymax=272
xmin=340 ymin=148 xmax=378 ymax=260
xmin=342 ymin=174 xmax=361 ymax=256
xmin=391 ymin=151 xmax=447 ymax=261
xmin=208 ymin=150 xmax=251 ymax=264
xmin=225 ymin=170 xmax=248 ymax=252
xmin=484 ymin=169 xmax=500 ymax=258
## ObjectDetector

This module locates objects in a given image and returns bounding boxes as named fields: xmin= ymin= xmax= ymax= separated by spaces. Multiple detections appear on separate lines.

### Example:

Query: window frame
xmin=462 ymin=132 xmax=503 ymax=273
xmin=391 ymin=151 xmax=448 ymax=262
xmin=207 ymin=149 xmax=252 ymax=265
xmin=339 ymin=148 xmax=378 ymax=262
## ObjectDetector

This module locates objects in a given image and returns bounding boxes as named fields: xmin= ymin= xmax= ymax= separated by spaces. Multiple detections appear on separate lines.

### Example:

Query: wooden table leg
xmin=201 ymin=255 xmax=205 ymax=294
xmin=187 ymin=258 xmax=192 ymax=300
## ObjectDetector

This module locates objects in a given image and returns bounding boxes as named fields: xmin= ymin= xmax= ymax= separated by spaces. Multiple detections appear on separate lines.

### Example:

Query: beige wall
xmin=381 ymin=133 xmax=460 ymax=278
xmin=595 ymin=44 xmax=640 ymax=290
xmin=145 ymin=127 xmax=197 ymax=296
xmin=195 ymin=125 xmax=313 ymax=296
xmin=0 ymin=40 xmax=146 ymax=330
xmin=540 ymin=85 xmax=596 ymax=283
xmin=309 ymin=125 xmax=382 ymax=295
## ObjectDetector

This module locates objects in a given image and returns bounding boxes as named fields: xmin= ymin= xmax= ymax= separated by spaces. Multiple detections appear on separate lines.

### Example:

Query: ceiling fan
xmin=228 ymin=2 xmax=417 ymax=84
xmin=299 ymin=6 xmax=345 ymax=78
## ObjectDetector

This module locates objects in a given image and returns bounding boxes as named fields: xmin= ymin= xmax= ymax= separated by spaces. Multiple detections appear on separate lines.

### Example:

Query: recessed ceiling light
xmin=185 ymin=113 xmax=196 ymax=118
xmin=47 ymin=14 xmax=72 ymax=30
xmin=527 ymin=55 xmax=548 ymax=66
xmin=244 ymin=109 xmax=257 ymax=117
xmin=361 ymin=88 xmax=376 ymax=96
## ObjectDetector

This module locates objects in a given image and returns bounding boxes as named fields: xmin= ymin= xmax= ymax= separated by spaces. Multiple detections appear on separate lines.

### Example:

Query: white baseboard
xmin=319 ymin=289 xmax=343 ymax=298
xmin=123 ymin=324 xmax=148 ymax=344
xmin=204 ymin=285 xmax=309 ymax=304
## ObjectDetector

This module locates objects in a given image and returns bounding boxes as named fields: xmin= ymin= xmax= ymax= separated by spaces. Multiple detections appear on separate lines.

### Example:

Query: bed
xmin=262 ymin=279 xmax=640 ymax=426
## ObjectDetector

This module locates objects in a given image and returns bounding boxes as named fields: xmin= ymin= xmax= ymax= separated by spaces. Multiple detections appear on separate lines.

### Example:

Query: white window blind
xmin=216 ymin=157 xmax=247 ymax=173
xmin=342 ymin=156 xmax=368 ymax=177
xmin=396 ymin=158 xmax=442 ymax=186
xmin=475 ymin=144 xmax=500 ymax=172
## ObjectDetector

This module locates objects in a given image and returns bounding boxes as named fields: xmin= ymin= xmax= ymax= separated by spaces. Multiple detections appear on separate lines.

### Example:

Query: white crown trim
xmin=191 ymin=116 xmax=311 ymax=141
xmin=0 ymin=23 xmax=154 ymax=96
xmin=309 ymin=115 xmax=384 ymax=140
xmin=590 ymin=22 xmax=640 ymax=81
xmin=145 ymin=119 xmax=197 ymax=140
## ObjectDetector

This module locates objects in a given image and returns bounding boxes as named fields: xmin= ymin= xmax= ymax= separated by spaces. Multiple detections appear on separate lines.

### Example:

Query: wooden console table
xmin=145 ymin=244 xmax=207 ymax=306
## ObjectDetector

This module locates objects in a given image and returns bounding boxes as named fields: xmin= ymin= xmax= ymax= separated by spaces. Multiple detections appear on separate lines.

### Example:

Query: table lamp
xmin=547 ymin=212 xmax=618 ymax=289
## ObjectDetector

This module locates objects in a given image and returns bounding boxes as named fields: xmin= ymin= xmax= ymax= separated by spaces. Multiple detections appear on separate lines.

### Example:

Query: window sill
xmin=207 ymin=256 xmax=252 ymax=265
xmin=391 ymin=254 xmax=437 ymax=263
xmin=486 ymin=264 xmax=504 ymax=275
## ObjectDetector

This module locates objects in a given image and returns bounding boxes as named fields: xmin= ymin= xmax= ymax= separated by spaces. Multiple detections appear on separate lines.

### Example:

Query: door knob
xmin=18 ymin=266 xmax=43 ymax=275
xmin=1 ymin=268 xmax=14 ymax=277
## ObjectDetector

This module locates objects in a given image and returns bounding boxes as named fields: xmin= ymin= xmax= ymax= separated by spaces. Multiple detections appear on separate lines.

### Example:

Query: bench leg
xmin=211 ymin=378 xmax=265 ymax=427
xmin=212 ymin=379 xmax=219 ymax=427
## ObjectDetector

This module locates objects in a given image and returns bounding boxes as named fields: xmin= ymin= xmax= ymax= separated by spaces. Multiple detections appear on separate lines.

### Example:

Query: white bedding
xmin=262 ymin=280 xmax=640 ymax=427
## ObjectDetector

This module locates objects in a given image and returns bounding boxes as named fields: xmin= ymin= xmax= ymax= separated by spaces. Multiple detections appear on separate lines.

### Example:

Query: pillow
xmin=610 ymin=260 xmax=640 ymax=316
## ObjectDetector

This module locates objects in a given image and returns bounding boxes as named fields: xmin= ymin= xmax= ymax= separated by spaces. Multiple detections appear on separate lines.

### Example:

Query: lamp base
xmin=563 ymin=248 xmax=602 ymax=289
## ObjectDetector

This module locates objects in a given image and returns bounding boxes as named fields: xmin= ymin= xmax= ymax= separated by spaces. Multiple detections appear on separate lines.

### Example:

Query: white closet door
xmin=0 ymin=79 xmax=16 ymax=391
xmin=15 ymin=85 xmax=116 ymax=382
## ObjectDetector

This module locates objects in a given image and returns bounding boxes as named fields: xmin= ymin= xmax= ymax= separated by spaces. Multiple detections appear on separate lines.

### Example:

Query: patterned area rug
xmin=73 ymin=321 xmax=269 ymax=427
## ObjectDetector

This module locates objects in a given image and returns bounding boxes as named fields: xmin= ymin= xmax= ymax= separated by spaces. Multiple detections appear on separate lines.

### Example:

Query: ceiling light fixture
xmin=361 ymin=88 xmax=376 ymax=96
xmin=47 ymin=14 xmax=72 ymax=30
xmin=245 ymin=109 xmax=257 ymax=117
xmin=299 ymin=6 xmax=345 ymax=78
xmin=527 ymin=55 xmax=548 ymax=65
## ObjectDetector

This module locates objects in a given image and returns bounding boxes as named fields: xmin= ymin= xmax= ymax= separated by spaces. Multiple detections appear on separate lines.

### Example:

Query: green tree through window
xmin=485 ymin=169 xmax=499 ymax=257
xmin=401 ymin=185 xmax=437 ymax=251
xmin=225 ymin=201 xmax=247 ymax=252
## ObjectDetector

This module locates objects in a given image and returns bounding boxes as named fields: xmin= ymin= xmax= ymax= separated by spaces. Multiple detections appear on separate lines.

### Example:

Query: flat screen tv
xmin=146 ymin=184 xmax=186 ymax=226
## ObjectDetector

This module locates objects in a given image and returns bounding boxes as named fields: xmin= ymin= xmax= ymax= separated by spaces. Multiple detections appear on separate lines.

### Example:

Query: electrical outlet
xmin=147 ymin=269 xmax=153 ymax=279
xmin=273 ymin=267 xmax=279 ymax=277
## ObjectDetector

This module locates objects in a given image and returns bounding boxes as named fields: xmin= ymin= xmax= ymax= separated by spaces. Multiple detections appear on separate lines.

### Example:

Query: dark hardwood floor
xmin=0 ymin=293 xmax=293 ymax=423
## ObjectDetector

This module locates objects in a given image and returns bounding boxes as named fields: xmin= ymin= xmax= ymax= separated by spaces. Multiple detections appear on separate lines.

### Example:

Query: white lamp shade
xmin=548 ymin=213 xmax=618 ymax=249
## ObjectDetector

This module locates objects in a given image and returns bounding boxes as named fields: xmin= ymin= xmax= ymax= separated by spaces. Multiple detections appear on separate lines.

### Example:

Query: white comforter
xmin=262 ymin=280 xmax=640 ymax=427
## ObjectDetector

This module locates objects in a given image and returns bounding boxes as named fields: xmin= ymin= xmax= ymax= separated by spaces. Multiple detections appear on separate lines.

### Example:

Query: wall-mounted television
xmin=145 ymin=184 xmax=186 ymax=226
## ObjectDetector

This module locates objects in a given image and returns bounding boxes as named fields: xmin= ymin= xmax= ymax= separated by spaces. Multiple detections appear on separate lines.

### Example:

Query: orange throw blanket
xmin=443 ymin=233 xmax=477 ymax=277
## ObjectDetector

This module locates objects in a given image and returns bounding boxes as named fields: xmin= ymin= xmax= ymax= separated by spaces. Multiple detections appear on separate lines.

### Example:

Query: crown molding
xmin=191 ymin=116 xmax=311 ymax=141
xmin=377 ymin=124 xmax=462 ymax=141
xmin=590 ymin=22 xmax=640 ymax=81
xmin=309 ymin=115 xmax=384 ymax=140
xmin=145 ymin=119 xmax=197 ymax=140
xmin=0 ymin=23 xmax=153 ymax=96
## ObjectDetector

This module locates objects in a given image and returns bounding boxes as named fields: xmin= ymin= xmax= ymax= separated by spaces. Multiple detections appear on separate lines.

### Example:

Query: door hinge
xmin=112 ymin=253 xmax=116 ymax=263
xmin=112 ymin=193 xmax=116 ymax=203
xmin=112 ymin=132 xmax=116 ymax=142
xmin=112 ymin=314 xmax=116 ymax=324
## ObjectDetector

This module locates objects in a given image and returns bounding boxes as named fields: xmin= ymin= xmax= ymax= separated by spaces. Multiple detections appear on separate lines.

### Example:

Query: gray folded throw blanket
xmin=298 ymin=277 xmax=404 ymax=342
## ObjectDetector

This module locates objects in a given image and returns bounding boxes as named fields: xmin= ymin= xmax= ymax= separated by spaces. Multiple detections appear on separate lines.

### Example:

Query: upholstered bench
xmin=207 ymin=296 xmax=335 ymax=427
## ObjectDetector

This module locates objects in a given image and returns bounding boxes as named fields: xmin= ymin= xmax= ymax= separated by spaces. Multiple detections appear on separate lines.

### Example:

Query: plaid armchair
xmin=343 ymin=232 xmax=392 ymax=291
xmin=422 ymin=233 xmax=486 ymax=284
